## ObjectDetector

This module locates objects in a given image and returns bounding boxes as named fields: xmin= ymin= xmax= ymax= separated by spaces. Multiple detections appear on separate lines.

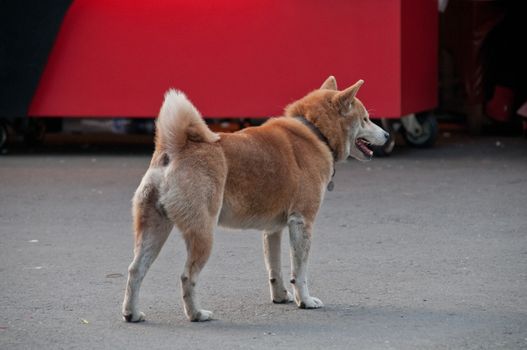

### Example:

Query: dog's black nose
xmin=384 ymin=132 xmax=390 ymax=140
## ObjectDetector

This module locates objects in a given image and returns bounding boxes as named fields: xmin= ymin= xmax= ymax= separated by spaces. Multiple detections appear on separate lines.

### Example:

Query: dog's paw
xmin=123 ymin=311 xmax=146 ymax=323
xmin=298 ymin=297 xmax=324 ymax=309
xmin=190 ymin=309 xmax=213 ymax=322
xmin=273 ymin=291 xmax=294 ymax=304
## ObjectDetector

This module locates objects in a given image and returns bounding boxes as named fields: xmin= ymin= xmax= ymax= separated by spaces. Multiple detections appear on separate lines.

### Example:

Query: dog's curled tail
xmin=155 ymin=89 xmax=220 ymax=154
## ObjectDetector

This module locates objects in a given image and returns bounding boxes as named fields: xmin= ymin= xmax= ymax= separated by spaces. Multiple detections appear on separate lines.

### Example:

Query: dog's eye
xmin=363 ymin=118 xmax=367 ymax=123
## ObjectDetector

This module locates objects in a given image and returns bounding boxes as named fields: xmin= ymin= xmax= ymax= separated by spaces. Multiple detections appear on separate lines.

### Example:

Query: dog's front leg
xmin=287 ymin=214 xmax=323 ymax=309
xmin=263 ymin=230 xmax=293 ymax=303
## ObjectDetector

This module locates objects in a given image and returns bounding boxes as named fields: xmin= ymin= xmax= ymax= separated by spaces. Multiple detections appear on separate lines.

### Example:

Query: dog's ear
xmin=320 ymin=76 xmax=337 ymax=90
xmin=332 ymin=79 xmax=364 ymax=116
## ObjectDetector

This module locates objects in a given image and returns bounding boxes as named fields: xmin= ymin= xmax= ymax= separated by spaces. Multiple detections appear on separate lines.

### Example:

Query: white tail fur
xmin=156 ymin=89 xmax=219 ymax=154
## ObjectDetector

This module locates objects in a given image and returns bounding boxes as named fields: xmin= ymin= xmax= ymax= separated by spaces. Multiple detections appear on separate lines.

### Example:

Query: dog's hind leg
xmin=180 ymin=224 xmax=214 ymax=322
xmin=122 ymin=175 xmax=173 ymax=322
xmin=162 ymin=145 xmax=225 ymax=322
xmin=263 ymin=230 xmax=293 ymax=303
xmin=288 ymin=213 xmax=323 ymax=309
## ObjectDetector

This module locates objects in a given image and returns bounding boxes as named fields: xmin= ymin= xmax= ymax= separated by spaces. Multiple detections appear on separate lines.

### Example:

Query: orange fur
xmin=122 ymin=77 xmax=389 ymax=322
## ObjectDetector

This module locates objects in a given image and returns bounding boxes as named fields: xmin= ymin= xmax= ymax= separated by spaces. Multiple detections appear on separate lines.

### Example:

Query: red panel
xmin=28 ymin=0 xmax=434 ymax=118
xmin=400 ymin=0 xmax=438 ymax=115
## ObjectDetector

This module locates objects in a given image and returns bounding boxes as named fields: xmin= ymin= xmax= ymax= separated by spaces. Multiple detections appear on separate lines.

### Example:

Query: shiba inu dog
xmin=122 ymin=76 xmax=389 ymax=322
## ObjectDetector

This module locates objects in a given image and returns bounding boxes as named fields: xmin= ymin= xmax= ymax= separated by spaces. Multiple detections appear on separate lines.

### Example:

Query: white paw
xmin=190 ymin=309 xmax=213 ymax=322
xmin=123 ymin=311 xmax=145 ymax=322
xmin=299 ymin=297 xmax=324 ymax=309
xmin=273 ymin=290 xmax=294 ymax=304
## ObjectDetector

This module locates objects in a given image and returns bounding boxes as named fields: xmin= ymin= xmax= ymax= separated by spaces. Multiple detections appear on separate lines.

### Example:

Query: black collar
xmin=294 ymin=116 xmax=337 ymax=161
xmin=293 ymin=116 xmax=337 ymax=191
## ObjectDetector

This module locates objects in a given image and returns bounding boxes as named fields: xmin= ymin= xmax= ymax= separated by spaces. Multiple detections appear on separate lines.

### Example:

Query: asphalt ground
xmin=1 ymin=133 xmax=526 ymax=349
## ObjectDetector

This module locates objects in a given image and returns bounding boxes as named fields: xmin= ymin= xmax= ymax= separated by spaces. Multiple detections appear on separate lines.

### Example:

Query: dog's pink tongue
xmin=357 ymin=139 xmax=372 ymax=156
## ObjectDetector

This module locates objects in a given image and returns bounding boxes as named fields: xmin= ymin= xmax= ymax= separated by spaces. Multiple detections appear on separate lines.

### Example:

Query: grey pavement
xmin=1 ymin=135 xmax=526 ymax=349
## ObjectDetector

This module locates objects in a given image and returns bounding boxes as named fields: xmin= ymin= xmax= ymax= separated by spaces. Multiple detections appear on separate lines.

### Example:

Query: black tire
xmin=24 ymin=119 xmax=46 ymax=146
xmin=372 ymin=136 xmax=395 ymax=157
xmin=401 ymin=113 xmax=438 ymax=148
xmin=0 ymin=121 xmax=8 ymax=150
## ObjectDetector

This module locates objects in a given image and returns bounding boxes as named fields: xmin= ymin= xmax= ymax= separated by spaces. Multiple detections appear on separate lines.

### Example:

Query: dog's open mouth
xmin=356 ymin=138 xmax=373 ymax=157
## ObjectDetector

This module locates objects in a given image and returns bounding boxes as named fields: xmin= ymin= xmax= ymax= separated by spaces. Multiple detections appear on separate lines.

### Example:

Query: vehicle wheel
xmin=401 ymin=113 xmax=438 ymax=148
xmin=372 ymin=118 xmax=396 ymax=156
xmin=0 ymin=121 xmax=8 ymax=150
xmin=24 ymin=119 xmax=46 ymax=146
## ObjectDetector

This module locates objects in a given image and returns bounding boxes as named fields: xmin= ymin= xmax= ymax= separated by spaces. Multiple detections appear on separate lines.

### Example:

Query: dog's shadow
xmin=128 ymin=303 xmax=332 ymax=332
xmin=124 ymin=302 xmax=511 ymax=342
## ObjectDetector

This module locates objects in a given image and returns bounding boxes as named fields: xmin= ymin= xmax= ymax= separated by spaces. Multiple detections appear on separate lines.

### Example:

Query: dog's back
xmin=152 ymin=91 xmax=332 ymax=232
xmin=153 ymin=91 xmax=280 ymax=232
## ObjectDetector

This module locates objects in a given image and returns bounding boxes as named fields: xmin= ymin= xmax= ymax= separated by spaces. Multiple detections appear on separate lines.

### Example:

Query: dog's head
xmin=285 ymin=76 xmax=389 ymax=161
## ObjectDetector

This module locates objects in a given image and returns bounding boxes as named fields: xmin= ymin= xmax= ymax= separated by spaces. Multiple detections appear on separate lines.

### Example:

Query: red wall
xmin=29 ymin=0 xmax=436 ymax=119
